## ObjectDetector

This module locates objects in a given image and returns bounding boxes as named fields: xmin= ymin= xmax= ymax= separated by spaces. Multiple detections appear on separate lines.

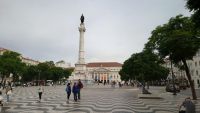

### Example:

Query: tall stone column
xmin=78 ymin=23 xmax=86 ymax=64
xmin=74 ymin=14 xmax=87 ymax=81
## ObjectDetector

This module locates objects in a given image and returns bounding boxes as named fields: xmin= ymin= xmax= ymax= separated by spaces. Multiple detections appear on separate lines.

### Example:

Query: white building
xmin=21 ymin=57 xmax=40 ymax=66
xmin=86 ymin=62 xmax=122 ymax=83
xmin=0 ymin=47 xmax=7 ymax=55
xmin=0 ymin=47 xmax=40 ymax=66
xmin=164 ymin=58 xmax=186 ymax=80
xmin=55 ymin=60 xmax=71 ymax=69
xmin=69 ymin=62 xmax=122 ymax=83
xmin=164 ymin=50 xmax=200 ymax=88
xmin=187 ymin=50 xmax=200 ymax=88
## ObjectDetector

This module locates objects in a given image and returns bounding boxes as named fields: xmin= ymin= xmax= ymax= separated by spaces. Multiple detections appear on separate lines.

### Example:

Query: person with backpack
xmin=77 ymin=79 xmax=83 ymax=100
xmin=65 ymin=83 xmax=71 ymax=103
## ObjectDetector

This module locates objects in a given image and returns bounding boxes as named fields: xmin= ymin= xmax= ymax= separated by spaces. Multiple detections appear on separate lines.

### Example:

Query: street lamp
xmin=38 ymin=70 xmax=41 ymax=86
xmin=170 ymin=53 xmax=176 ymax=95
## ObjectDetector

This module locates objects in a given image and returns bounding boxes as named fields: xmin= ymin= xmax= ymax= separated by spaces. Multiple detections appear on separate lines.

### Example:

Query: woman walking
xmin=5 ymin=86 xmax=12 ymax=102
xmin=38 ymin=84 xmax=44 ymax=102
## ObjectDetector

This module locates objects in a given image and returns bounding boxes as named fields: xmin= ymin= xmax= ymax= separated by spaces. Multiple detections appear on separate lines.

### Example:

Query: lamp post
xmin=38 ymin=70 xmax=41 ymax=86
xmin=170 ymin=53 xmax=176 ymax=95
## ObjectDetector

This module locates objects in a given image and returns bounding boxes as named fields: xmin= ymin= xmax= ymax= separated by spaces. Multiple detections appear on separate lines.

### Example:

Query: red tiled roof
xmin=87 ymin=62 xmax=122 ymax=67
xmin=21 ymin=57 xmax=40 ymax=63
xmin=0 ymin=47 xmax=8 ymax=51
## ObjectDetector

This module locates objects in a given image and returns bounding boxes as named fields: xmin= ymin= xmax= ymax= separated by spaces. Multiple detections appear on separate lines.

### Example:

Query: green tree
xmin=0 ymin=51 xmax=26 ymax=85
xmin=186 ymin=0 xmax=200 ymax=28
xmin=37 ymin=62 xmax=51 ymax=80
xmin=119 ymin=50 xmax=169 ymax=84
xmin=146 ymin=15 xmax=200 ymax=99
xmin=22 ymin=65 xmax=38 ymax=82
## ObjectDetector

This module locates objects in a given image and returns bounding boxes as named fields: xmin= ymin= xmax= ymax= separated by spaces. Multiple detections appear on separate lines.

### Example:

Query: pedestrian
xmin=38 ymin=84 xmax=44 ymax=102
xmin=5 ymin=86 xmax=12 ymax=102
xmin=77 ymin=79 xmax=83 ymax=100
xmin=65 ymin=83 xmax=71 ymax=103
xmin=0 ymin=91 xmax=3 ymax=106
xmin=72 ymin=82 xmax=78 ymax=102
xmin=179 ymin=97 xmax=196 ymax=113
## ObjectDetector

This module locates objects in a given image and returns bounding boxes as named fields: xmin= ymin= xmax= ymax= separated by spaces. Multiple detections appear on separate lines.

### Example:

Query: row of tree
xmin=120 ymin=0 xmax=200 ymax=99
xmin=0 ymin=51 xmax=73 ymax=85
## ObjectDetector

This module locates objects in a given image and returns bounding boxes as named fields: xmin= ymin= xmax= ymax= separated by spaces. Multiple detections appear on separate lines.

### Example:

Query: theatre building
xmin=86 ymin=62 xmax=122 ymax=83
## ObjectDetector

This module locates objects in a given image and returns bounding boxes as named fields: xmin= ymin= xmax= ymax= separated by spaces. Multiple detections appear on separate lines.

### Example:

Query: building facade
xmin=69 ymin=62 xmax=122 ymax=83
xmin=0 ymin=47 xmax=40 ymax=66
xmin=21 ymin=57 xmax=40 ymax=66
xmin=187 ymin=50 xmax=200 ymax=88
xmin=86 ymin=62 xmax=122 ymax=83
xmin=164 ymin=50 xmax=200 ymax=88
xmin=55 ymin=60 xmax=71 ymax=69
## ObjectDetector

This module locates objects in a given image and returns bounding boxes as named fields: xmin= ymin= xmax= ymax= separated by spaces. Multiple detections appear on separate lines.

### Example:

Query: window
xmin=196 ymin=70 xmax=198 ymax=76
xmin=199 ymin=61 xmax=200 ymax=66
xmin=191 ymin=70 xmax=194 ymax=76
xmin=195 ymin=62 xmax=197 ymax=67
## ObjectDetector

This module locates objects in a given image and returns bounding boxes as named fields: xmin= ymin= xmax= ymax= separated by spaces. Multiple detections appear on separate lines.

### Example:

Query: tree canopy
xmin=186 ymin=0 xmax=200 ymax=29
xmin=146 ymin=15 xmax=200 ymax=100
xmin=0 ymin=51 xmax=26 ymax=83
xmin=119 ymin=50 xmax=169 ymax=82
xmin=0 ymin=51 xmax=73 ymax=85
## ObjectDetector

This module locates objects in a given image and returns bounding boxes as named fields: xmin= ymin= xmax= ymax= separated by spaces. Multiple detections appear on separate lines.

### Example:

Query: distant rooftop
xmin=0 ymin=47 xmax=8 ymax=51
xmin=87 ymin=62 xmax=122 ymax=67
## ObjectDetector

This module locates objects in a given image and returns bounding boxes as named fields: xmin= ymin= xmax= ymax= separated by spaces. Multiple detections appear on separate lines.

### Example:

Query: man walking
xmin=77 ymin=79 xmax=83 ymax=100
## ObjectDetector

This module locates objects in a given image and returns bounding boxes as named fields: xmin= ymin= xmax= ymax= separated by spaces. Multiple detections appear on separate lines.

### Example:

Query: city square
xmin=0 ymin=85 xmax=200 ymax=113
xmin=1 ymin=0 xmax=200 ymax=113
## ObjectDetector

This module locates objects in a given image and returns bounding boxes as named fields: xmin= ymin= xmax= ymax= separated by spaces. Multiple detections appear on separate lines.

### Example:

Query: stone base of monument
xmin=138 ymin=93 xmax=162 ymax=99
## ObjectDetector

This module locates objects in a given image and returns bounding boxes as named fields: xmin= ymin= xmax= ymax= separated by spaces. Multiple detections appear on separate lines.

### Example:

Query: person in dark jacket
xmin=72 ymin=82 xmax=78 ymax=102
xmin=77 ymin=79 xmax=83 ymax=100
xmin=179 ymin=97 xmax=196 ymax=113
xmin=66 ymin=83 xmax=71 ymax=103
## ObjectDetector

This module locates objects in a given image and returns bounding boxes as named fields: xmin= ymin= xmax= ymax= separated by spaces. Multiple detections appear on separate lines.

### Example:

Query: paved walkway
xmin=0 ymin=85 xmax=199 ymax=113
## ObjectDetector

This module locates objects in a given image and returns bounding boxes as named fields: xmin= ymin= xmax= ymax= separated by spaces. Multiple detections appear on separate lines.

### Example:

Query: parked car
xmin=166 ymin=84 xmax=180 ymax=93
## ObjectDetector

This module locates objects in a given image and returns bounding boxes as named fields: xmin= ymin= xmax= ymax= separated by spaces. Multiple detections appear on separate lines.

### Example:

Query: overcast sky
xmin=0 ymin=0 xmax=191 ymax=66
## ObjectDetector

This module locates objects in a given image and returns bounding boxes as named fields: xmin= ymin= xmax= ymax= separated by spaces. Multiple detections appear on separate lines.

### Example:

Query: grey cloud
xmin=0 ymin=0 xmax=191 ymax=66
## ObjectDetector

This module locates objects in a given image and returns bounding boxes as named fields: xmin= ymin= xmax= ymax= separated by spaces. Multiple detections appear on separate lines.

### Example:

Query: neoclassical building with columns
xmin=86 ymin=62 xmax=122 ymax=83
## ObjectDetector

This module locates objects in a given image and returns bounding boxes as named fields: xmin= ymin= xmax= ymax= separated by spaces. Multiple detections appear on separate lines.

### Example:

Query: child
xmin=65 ymin=83 xmax=71 ymax=103
xmin=72 ymin=82 xmax=78 ymax=102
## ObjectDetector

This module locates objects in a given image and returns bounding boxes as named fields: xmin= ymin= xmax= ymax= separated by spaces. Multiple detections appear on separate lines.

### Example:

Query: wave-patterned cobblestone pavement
xmin=0 ymin=85 xmax=199 ymax=113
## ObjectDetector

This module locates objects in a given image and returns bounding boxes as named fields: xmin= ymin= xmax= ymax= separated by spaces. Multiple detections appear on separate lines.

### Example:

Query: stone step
xmin=138 ymin=94 xmax=162 ymax=99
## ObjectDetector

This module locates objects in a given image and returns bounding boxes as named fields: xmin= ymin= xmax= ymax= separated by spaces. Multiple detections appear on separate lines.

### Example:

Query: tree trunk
xmin=182 ymin=59 xmax=197 ymax=100
xmin=0 ymin=75 xmax=4 ymax=85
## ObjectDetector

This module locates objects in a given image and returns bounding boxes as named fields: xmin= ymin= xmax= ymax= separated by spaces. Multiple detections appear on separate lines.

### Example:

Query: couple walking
xmin=66 ymin=79 xmax=83 ymax=102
